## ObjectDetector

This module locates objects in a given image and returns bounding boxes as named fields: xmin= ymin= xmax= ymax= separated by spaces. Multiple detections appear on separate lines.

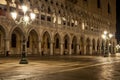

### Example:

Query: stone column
xmin=69 ymin=43 xmax=72 ymax=55
xmin=95 ymin=44 xmax=97 ymax=55
xmin=38 ymin=40 xmax=42 ymax=55
xmin=76 ymin=44 xmax=80 ymax=55
xmin=60 ymin=43 xmax=64 ymax=55
xmin=56 ymin=15 xmax=58 ymax=25
xmin=83 ymin=45 xmax=86 ymax=55
xmin=106 ymin=44 xmax=109 ymax=53
xmin=50 ymin=42 xmax=53 ymax=55
xmin=113 ymin=45 xmax=116 ymax=54
xmin=99 ymin=44 xmax=102 ymax=55
xmin=89 ymin=44 xmax=92 ymax=55
xmin=104 ymin=43 xmax=106 ymax=55
xmin=5 ymin=38 xmax=10 ymax=56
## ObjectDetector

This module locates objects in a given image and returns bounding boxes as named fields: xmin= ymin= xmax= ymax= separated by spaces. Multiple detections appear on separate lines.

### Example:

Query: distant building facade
xmin=0 ymin=0 xmax=116 ymax=56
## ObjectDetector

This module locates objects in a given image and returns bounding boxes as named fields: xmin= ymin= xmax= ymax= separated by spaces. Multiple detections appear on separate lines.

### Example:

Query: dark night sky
xmin=116 ymin=0 xmax=120 ymax=43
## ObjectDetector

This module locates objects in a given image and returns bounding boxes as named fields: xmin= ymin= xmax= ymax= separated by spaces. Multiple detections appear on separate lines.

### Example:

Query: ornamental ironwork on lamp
xmin=11 ymin=5 xmax=36 ymax=64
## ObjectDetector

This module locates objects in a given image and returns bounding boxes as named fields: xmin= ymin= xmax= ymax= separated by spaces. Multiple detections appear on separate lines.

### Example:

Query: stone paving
xmin=0 ymin=54 xmax=119 ymax=80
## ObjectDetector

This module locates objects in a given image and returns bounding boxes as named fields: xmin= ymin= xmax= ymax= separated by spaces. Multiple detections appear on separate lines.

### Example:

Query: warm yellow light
xmin=109 ymin=33 xmax=113 ymax=38
xmin=104 ymin=31 xmax=108 ymax=35
xmin=116 ymin=45 xmax=120 ymax=49
xmin=82 ymin=22 xmax=85 ymax=30
xmin=0 ymin=0 xmax=7 ymax=5
xmin=30 ymin=13 xmax=36 ymax=20
xmin=24 ymin=15 xmax=29 ymax=22
xmin=11 ymin=12 xmax=17 ymax=20
xmin=101 ymin=34 xmax=106 ymax=40
xmin=22 ymin=5 xmax=28 ymax=14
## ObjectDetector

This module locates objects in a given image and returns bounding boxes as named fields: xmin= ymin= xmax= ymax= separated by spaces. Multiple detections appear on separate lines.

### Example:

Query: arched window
xmin=48 ymin=6 xmax=51 ymax=14
xmin=11 ymin=34 xmax=16 ymax=47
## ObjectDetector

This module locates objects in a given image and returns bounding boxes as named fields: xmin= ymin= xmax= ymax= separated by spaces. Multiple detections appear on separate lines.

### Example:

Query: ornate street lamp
xmin=101 ymin=30 xmax=113 ymax=57
xmin=11 ymin=5 xmax=36 ymax=64
xmin=116 ymin=44 xmax=120 ymax=53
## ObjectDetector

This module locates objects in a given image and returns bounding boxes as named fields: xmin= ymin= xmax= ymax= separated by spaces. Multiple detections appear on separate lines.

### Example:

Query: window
xmin=48 ymin=7 xmax=51 ymax=14
xmin=63 ymin=20 xmax=66 ymax=25
xmin=11 ymin=34 xmax=16 ymax=48
xmin=58 ymin=10 xmax=61 ymax=14
xmin=97 ymin=0 xmax=101 ymax=8
xmin=47 ymin=16 xmax=51 ymax=21
xmin=56 ymin=2 xmax=58 ymax=6
xmin=51 ymin=1 xmax=53 ymax=4
xmin=71 ymin=23 xmax=74 ymax=27
xmin=41 ymin=15 xmax=45 ymax=20
xmin=108 ymin=3 xmax=111 ymax=14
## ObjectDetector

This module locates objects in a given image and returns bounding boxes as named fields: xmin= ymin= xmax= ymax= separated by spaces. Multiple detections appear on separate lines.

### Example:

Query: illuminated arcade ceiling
xmin=0 ymin=0 xmax=7 ymax=5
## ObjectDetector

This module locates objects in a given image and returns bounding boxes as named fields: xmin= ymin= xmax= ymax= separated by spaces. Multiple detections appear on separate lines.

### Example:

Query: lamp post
xmin=101 ymin=31 xmax=113 ymax=57
xmin=11 ymin=5 xmax=36 ymax=64
xmin=116 ymin=44 xmax=120 ymax=53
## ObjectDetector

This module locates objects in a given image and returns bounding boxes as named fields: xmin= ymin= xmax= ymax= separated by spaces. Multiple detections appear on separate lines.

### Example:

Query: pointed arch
xmin=42 ymin=31 xmax=51 ymax=55
xmin=64 ymin=34 xmax=70 ymax=49
xmin=10 ymin=27 xmax=24 ymax=54
xmin=27 ymin=29 xmax=39 ymax=55
xmin=63 ymin=34 xmax=70 ymax=55
xmin=97 ymin=39 xmax=100 ymax=54
xmin=9 ymin=27 xmax=24 ymax=39
xmin=80 ymin=36 xmax=85 ymax=55
xmin=54 ymin=33 xmax=61 ymax=49
xmin=101 ymin=40 xmax=105 ymax=55
xmin=86 ymin=37 xmax=91 ymax=55
xmin=92 ymin=38 xmax=96 ymax=55
xmin=72 ymin=36 xmax=77 ymax=54
xmin=53 ymin=33 xmax=61 ymax=55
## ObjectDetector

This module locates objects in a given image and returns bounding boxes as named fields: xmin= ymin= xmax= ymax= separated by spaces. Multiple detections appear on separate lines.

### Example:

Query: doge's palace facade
xmin=0 ymin=0 xmax=116 ymax=56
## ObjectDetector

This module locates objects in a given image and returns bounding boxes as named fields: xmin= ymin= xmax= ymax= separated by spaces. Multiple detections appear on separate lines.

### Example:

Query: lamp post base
xmin=19 ymin=58 xmax=28 ymax=64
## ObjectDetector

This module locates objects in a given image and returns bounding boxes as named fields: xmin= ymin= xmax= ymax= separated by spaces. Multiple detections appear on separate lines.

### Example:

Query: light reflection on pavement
xmin=0 ymin=54 xmax=120 ymax=80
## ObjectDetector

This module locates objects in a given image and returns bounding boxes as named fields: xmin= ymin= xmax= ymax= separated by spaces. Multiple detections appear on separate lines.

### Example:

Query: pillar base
xmin=19 ymin=58 xmax=28 ymax=64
